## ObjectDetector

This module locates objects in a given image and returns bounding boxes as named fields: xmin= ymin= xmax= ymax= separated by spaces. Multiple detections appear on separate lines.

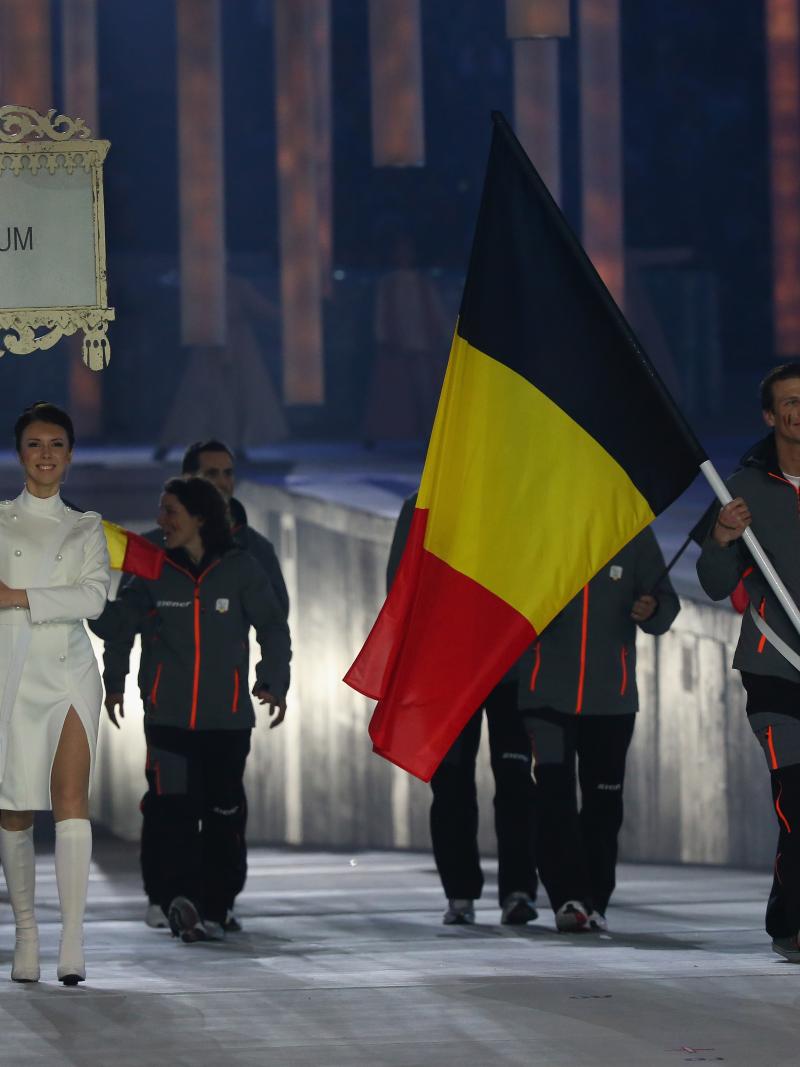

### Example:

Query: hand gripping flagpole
xmin=700 ymin=458 xmax=800 ymax=640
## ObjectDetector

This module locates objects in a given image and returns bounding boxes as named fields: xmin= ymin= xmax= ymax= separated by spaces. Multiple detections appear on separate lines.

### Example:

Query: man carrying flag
xmin=345 ymin=112 xmax=705 ymax=782
xmin=697 ymin=364 xmax=800 ymax=962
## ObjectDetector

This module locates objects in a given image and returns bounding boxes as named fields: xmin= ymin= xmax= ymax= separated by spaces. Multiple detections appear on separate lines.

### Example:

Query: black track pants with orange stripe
xmin=749 ymin=713 xmax=800 ymax=939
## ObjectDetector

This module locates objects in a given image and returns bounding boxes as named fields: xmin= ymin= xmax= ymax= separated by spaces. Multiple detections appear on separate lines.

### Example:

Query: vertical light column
xmin=274 ymin=0 xmax=324 ymax=403
xmin=766 ymin=0 xmax=800 ymax=357
xmin=176 ymin=0 xmax=226 ymax=346
xmin=62 ymin=0 xmax=102 ymax=435
xmin=506 ymin=0 xmax=570 ymax=39
xmin=310 ymin=0 xmax=332 ymax=297
xmin=512 ymin=38 xmax=562 ymax=204
xmin=0 ymin=0 xmax=52 ymax=111
xmin=368 ymin=0 xmax=425 ymax=167
xmin=578 ymin=0 xmax=625 ymax=307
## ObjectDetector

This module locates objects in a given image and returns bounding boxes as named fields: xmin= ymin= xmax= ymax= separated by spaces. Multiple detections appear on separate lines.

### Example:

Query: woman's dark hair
xmin=14 ymin=402 xmax=75 ymax=451
xmin=163 ymin=476 xmax=234 ymax=556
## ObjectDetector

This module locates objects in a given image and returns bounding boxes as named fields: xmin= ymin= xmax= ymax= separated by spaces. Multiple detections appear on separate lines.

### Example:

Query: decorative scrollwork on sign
xmin=0 ymin=108 xmax=112 ymax=371
xmin=0 ymin=106 xmax=91 ymax=143
xmin=0 ymin=308 xmax=115 ymax=369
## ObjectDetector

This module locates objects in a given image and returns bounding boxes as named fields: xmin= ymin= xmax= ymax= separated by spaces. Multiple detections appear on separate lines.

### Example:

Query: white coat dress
xmin=0 ymin=489 xmax=110 ymax=811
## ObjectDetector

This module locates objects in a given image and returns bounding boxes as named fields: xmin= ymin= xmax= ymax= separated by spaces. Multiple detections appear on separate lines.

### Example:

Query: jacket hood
xmin=739 ymin=433 xmax=779 ymax=473
xmin=229 ymin=496 xmax=248 ymax=530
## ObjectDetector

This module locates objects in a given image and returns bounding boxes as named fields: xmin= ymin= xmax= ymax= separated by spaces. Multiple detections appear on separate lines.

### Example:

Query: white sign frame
xmin=0 ymin=105 xmax=115 ymax=371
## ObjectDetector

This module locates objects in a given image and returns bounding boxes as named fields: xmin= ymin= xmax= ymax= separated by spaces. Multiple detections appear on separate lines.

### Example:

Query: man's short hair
xmin=760 ymin=363 xmax=800 ymax=411
xmin=181 ymin=439 xmax=234 ymax=475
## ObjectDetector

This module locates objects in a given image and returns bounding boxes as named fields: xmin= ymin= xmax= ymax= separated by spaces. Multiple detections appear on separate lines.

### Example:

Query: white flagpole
xmin=700 ymin=458 xmax=800 ymax=639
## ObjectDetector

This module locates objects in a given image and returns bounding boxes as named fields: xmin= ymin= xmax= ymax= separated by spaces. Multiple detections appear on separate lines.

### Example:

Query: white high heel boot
xmin=55 ymin=818 xmax=91 ymax=985
xmin=0 ymin=826 xmax=40 ymax=982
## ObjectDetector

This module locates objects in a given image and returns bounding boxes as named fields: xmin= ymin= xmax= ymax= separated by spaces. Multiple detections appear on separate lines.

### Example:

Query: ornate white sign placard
xmin=0 ymin=105 xmax=115 ymax=371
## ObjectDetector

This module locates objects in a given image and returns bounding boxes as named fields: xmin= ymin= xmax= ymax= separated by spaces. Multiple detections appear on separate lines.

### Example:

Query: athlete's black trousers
xmin=430 ymin=682 xmax=538 ymax=905
xmin=746 ymin=711 xmax=800 ymax=939
xmin=142 ymin=726 xmax=251 ymax=924
xmin=525 ymin=711 xmax=636 ymax=916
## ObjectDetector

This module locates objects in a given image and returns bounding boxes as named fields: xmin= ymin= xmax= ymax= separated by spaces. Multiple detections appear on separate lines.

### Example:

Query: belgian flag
xmin=345 ymin=112 xmax=705 ymax=781
xmin=102 ymin=521 xmax=165 ymax=580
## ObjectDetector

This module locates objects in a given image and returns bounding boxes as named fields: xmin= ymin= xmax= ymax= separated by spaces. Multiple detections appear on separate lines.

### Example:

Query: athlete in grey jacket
xmin=519 ymin=526 xmax=679 ymax=932
xmin=91 ymin=477 xmax=291 ymax=943
xmin=696 ymin=364 xmax=800 ymax=962
xmin=103 ymin=440 xmax=289 ymax=932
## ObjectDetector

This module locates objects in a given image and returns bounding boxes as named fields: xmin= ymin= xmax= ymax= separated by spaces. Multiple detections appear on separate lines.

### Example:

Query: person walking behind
xmin=0 ymin=402 xmax=111 ymax=984
xmin=520 ymin=528 xmax=679 ymax=933
xmin=105 ymin=438 xmax=289 ymax=931
xmin=91 ymin=477 xmax=290 ymax=942
xmin=697 ymin=364 xmax=800 ymax=962
xmin=388 ymin=492 xmax=538 ymax=926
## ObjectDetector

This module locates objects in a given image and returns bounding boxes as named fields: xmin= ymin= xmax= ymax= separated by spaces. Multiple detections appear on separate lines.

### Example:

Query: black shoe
xmin=500 ymin=891 xmax=538 ymax=925
xmin=443 ymin=898 xmax=475 ymax=925
xmin=168 ymin=896 xmax=208 ymax=943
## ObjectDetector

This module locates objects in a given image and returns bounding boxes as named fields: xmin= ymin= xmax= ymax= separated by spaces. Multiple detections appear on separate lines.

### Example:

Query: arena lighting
xmin=578 ymin=0 xmax=625 ymax=308
xmin=0 ymin=0 xmax=52 ymax=111
xmin=310 ymin=0 xmax=333 ymax=299
xmin=512 ymin=38 xmax=561 ymax=205
xmin=368 ymin=0 xmax=425 ymax=167
xmin=62 ymin=0 xmax=103 ymax=436
xmin=506 ymin=0 xmax=570 ymax=39
xmin=274 ymin=0 xmax=325 ymax=403
xmin=765 ymin=0 xmax=800 ymax=356
xmin=176 ymin=0 xmax=226 ymax=346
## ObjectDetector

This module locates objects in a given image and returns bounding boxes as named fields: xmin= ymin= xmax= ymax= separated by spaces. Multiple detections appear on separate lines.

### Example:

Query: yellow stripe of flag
xmin=102 ymin=520 xmax=131 ymax=571
xmin=418 ymin=333 xmax=655 ymax=633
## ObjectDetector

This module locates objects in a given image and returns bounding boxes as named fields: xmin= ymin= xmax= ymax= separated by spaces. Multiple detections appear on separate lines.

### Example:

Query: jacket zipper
xmin=575 ymin=585 xmax=589 ymax=714
xmin=232 ymin=668 xmax=240 ymax=713
xmin=190 ymin=586 xmax=202 ymax=728
xmin=149 ymin=663 xmax=163 ymax=706
xmin=168 ymin=558 xmax=222 ymax=730
xmin=619 ymin=646 xmax=628 ymax=696
xmin=529 ymin=642 xmax=541 ymax=691
xmin=757 ymin=596 xmax=767 ymax=654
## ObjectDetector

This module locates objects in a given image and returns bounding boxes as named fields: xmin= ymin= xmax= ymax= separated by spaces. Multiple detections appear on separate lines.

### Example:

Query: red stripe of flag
xmin=122 ymin=530 xmax=165 ymax=580
xmin=345 ymin=508 xmax=536 ymax=781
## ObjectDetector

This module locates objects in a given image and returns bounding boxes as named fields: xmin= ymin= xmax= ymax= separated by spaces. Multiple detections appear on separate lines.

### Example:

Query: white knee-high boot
xmin=55 ymin=818 xmax=91 ymax=985
xmin=0 ymin=826 xmax=40 ymax=982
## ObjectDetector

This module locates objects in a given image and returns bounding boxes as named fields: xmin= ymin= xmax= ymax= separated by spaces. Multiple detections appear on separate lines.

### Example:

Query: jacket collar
xmin=229 ymin=496 xmax=248 ymax=533
xmin=739 ymin=433 xmax=781 ymax=477
xmin=166 ymin=547 xmax=223 ymax=579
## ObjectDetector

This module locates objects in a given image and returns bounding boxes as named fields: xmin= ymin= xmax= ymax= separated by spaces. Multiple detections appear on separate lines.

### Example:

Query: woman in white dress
xmin=0 ymin=402 xmax=110 ymax=985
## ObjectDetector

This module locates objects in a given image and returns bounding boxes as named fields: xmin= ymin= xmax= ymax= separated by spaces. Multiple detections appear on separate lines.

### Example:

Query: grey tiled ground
xmin=0 ymin=842 xmax=794 ymax=1066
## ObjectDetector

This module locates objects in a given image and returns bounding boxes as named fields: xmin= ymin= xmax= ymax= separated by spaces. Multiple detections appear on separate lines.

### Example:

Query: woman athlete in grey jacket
xmin=91 ymin=477 xmax=291 ymax=942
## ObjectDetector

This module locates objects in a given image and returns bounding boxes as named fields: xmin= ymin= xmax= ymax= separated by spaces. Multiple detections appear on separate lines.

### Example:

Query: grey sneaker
xmin=443 ymin=898 xmax=475 ymax=925
xmin=168 ymin=897 xmax=208 ymax=943
xmin=772 ymin=936 xmax=800 ymax=962
xmin=223 ymin=910 xmax=243 ymax=933
xmin=203 ymin=920 xmax=226 ymax=941
xmin=500 ymin=891 xmax=538 ymax=925
xmin=588 ymin=910 xmax=608 ymax=932
xmin=145 ymin=903 xmax=168 ymax=929
xmin=555 ymin=900 xmax=590 ymax=932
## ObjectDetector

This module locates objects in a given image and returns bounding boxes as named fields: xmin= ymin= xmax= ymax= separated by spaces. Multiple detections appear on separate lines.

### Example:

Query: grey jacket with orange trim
xmin=101 ymin=496 xmax=289 ymax=706
xmin=697 ymin=434 xmax=800 ymax=684
xmin=518 ymin=528 xmax=679 ymax=716
xmin=90 ymin=547 xmax=291 ymax=730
